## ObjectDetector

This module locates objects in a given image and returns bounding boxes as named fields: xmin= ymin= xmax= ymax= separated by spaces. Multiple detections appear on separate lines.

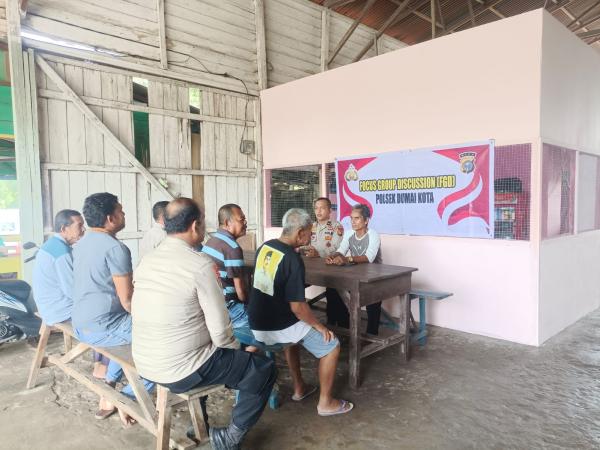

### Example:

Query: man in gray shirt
xmin=72 ymin=192 xmax=154 ymax=426
xmin=326 ymin=203 xmax=382 ymax=335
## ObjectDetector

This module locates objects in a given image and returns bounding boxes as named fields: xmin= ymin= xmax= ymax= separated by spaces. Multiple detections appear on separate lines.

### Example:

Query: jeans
xmin=75 ymin=315 xmax=155 ymax=397
xmin=326 ymin=288 xmax=382 ymax=335
xmin=160 ymin=348 xmax=277 ymax=431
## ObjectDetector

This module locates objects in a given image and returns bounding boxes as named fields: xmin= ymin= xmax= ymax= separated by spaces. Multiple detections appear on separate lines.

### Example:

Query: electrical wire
xmin=168 ymin=52 xmax=263 ymax=164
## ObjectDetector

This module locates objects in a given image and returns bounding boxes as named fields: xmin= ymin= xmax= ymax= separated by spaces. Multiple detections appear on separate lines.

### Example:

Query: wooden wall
xmin=5 ymin=0 xmax=405 ymax=264
xmin=36 ymin=55 xmax=257 ymax=265
xmin=19 ymin=0 xmax=405 ymax=92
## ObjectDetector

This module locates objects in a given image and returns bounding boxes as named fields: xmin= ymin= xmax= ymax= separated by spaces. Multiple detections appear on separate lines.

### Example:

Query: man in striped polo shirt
xmin=202 ymin=204 xmax=258 ymax=352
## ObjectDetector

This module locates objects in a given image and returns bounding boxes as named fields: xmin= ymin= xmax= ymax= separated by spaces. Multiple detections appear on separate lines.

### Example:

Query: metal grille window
xmin=542 ymin=144 xmax=576 ymax=239
xmin=577 ymin=152 xmax=600 ymax=233
xmin=267 ymin=165 xmax=321 ymax=227
xmin=494 ymin=144 xmax=531 ymax=241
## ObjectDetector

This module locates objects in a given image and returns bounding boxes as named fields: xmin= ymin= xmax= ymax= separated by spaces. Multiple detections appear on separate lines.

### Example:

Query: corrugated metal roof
xmin=311 ymin=0 xmax=600 ymax=48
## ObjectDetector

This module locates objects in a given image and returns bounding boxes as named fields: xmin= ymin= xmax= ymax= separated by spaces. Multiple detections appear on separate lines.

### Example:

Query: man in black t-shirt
xmin=248 ymin=208 xmax=353 ymax=417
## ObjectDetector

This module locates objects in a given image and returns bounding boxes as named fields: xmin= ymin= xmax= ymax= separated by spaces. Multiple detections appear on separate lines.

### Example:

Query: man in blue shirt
xmin=72 ymin=192 xmax=153 ymax=426
xmin=32 ymin=209 xmax=85 ymax=325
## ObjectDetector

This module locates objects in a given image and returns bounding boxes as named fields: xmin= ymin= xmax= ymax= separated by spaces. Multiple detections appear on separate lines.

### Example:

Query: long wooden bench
xmin=26 ymin=320 xmax=225 ymax=450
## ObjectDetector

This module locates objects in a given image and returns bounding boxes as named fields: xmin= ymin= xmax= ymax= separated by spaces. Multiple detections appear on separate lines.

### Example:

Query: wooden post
xmin=349 ymin=289 xmax=361 ymax=390
xmin=26 ymin=322 xmax=51 ymax=389
xmin=254 ymin=99 xmax=264 ymax=244
xmin=156 ymin=386 xmax=172 ymax=450
xmin=156 ymin=0 xmax=168 ymax=69
xmin=7 ymin=0 xmax=44 ymax=281
xmin=320 ymin=8 xmax=330 ymax=72
xmin=400 ymin=292 xmax=411 ymax=361
xmin=254 ymin=0 xmax=267 ymax=91
xmin=431 ymin=0 xmax=436 ymax=39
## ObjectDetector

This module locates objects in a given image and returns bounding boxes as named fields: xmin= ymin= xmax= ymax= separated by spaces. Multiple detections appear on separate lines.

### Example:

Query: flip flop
xmin=94 ymin=408 xmax=117 ymax=420
xmin=317 ymin=400 xmax=354 ymax=417
xmin=291 ymin=384 xmax=317 ymax=402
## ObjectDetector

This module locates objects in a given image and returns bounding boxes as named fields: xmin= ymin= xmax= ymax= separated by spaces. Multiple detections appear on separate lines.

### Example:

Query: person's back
xmin=132 ymin=236 xmax=232 ymax=383
xmin=72 ymin=230 xmax=131 ymax=335
xmin=131 ymin=198 xmax=276 ymax=449
xmin=32 ymin=235 xmax=73 ymax=325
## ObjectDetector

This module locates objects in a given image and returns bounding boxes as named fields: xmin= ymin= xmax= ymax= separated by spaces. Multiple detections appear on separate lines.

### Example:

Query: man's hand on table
xmin=315 ymin=323 xmax=335 ymax=343
xmin=303 ymin=246 xmax=319 ymax=258
xmin=325 ymin=254 xmax=347 ymax=266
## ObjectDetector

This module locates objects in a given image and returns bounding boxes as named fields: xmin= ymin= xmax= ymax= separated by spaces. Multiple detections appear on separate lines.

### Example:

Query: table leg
xmin=349 ymin=289 xmax=361 ymax=390
xmin=419 ymin=297 xmax=427 ymax=346
xmin=400 ymin=293 xmax=411 ymax=362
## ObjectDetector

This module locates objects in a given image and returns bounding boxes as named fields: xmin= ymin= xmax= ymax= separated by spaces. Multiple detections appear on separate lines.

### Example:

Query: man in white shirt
xmin=138 ymin=201 xmax=168 ymax=259
xmin=326 ymin=203 xmax=382 ymax=335
xmin=132 ymin=198 xmax=276 ymax=450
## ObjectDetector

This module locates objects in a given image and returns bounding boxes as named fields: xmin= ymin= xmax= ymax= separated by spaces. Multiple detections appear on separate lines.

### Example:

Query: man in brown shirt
xmin=132 ymin=198 xmax=276 ymax=450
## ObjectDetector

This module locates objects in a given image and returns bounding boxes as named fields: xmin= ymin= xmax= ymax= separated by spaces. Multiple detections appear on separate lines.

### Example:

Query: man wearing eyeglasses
xmin=202 ymin=204 xmax=257 ymax=352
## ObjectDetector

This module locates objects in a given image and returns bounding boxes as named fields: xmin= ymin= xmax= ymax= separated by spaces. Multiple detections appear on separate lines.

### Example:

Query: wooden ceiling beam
xmin=566 ymin=0 xmax=600 ymax=29
xmin=328 ymin=0 xmax=377 ymax=65
xmin=352 ymin=0 xmax=412 ymax=61
xmin=324 ymin=0 xmax=360 ymax=8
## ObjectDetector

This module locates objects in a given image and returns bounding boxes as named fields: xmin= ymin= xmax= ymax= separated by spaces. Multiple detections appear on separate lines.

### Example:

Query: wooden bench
xmin=26 ymin=320 xmax=225 ymax=450
xmin=380 ymin=289 xmax=453 ymax=346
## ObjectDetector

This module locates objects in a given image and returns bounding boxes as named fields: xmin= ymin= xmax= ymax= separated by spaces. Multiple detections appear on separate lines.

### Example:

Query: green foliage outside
xmin=0 ymin=180 xmax=18 ymax=208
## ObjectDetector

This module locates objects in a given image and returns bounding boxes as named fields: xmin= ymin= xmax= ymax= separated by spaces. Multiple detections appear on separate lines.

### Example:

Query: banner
xmin=336 ymin=141 xmax=495 ymax=238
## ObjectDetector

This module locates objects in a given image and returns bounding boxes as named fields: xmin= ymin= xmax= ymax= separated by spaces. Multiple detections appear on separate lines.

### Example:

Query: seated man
xmin=326 ymin=203 xmax=382 ymax=335
xmin=72 ymin=192 xmax=154 ymax=425
xmin=202 ymin=203 xmax=257 ymax=352
xmin=138 ymin=200 xmax=168 ymax=260
xmin=301 ymin=197 xmax=347 ymax=328
xmin=248 ymin=208 xmax=353 ymax=416
xmin=32 ymin=209 xmax=84 ymax=326
xmin=31 ymin=209 xmax=110 ymax=377
xmin=132 ymin=198 xmax=276 ymax=450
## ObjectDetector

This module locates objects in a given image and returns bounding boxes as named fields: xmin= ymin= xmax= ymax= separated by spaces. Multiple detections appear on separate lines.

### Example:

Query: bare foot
xmin=93 ymin=362 xmax=108 ymax=379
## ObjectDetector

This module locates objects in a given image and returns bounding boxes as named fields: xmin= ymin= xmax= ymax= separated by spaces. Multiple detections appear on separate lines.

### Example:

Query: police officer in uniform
xmin=302 ymin=197 xmax=348 ymax=329
xmin=303 ymin=197 xmax=344 ymax=258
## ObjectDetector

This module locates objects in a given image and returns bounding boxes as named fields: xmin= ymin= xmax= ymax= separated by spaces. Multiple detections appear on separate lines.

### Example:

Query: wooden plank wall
xmin=0 ymin=0 xmax=5 ymax=40
xmin=20 ymin=0 xmax=405 ymax=92
xmin=36 ymin=57 xmax=257 ymax=265
xmin=24 ymin=0 xmax=258 ymax=93
xmin=264 ymin=0 xmax=406 ymax=86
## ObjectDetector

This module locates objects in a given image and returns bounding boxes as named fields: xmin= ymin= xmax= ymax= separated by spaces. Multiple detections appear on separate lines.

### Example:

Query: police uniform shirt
xmin=310 ymin=220 xmax=344 ymax=257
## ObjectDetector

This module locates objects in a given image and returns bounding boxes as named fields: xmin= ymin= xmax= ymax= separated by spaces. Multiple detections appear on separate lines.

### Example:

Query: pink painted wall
xmin=261 ymin=10 xmax=547 ymax=345
xmin=538 ymin=13 xmax=600 ymax=342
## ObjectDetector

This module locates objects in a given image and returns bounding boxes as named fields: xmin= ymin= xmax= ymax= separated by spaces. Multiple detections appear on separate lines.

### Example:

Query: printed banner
xmin=336 ymin=141 xmax=495 ymax=238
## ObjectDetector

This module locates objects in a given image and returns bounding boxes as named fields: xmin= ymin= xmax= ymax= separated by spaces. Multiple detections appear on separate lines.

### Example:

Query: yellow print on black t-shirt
xmin=253 ymin=245 xmax=284 ymax=296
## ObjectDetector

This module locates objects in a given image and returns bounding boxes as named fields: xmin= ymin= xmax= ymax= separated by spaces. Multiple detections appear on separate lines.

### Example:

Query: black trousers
xmin=326 ymin=288 xmax=382 ymax=335
xmin=159 ymin=348 xmax=276 ymax=431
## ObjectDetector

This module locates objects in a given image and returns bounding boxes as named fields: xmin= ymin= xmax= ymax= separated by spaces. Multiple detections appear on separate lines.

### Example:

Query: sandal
xmin=317 ymin=399 xmax=354 ymax=417
xmin=94 ymin=408 xmax=117 ymax=420
xmin=291 ymin=384 xmax=317 ymax=402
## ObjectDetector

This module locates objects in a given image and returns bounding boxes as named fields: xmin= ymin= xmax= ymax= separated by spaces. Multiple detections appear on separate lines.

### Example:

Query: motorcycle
xmin=0 ymin=242 xmax=42 ymax=344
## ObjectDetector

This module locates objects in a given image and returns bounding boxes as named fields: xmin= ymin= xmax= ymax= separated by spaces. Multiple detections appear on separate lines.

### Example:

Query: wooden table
xmin=244 ymin=251 xmax=417 ymax=389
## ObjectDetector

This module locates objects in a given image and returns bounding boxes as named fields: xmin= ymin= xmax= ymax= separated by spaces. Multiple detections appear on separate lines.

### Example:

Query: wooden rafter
xmin=35 ymin=55 xmax=173 ymax=199
xmin=321 ymin=8 xmax=330 ymax=71
xmin=156 ymin=0 xmax=168 ymax=69
xmin=566 ymin=0 xmax=600 ymax=28
xmin=444 ymin=0 xmax=504 ymax=34
xmin=324 ymin=0 xmax=360 ymax=8
xmin=352 ymin=0 xmax=411 ymax=62
xmin=328 ymin=0 xmax=377 ymax=65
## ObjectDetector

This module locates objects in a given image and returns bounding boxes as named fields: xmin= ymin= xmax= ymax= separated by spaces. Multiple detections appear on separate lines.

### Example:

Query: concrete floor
xmin=1 ymin=311 xmax=599 ymax=450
